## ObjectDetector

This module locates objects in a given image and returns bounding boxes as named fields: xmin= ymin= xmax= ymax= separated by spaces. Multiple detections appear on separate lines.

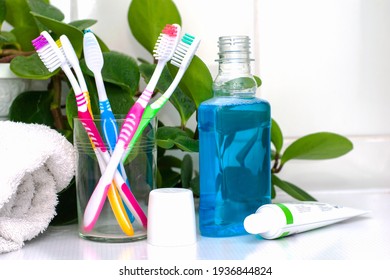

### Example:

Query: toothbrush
xmin=59 ymin=35 xmax=132 ymax=229
xmin=82 ymin=30 xmax=118 ymax=153
xmin=58 ymin=35 xmax=93 ymax=116
xmin=32 ymin=31 xmax=136 ymax=234
xmin=123 ymin=33 xmax=201 ymax=161
xmin=82 ymin=29 xmax=135 ymax=222
xmin=83 ymin=24 xmax=181 ymax=231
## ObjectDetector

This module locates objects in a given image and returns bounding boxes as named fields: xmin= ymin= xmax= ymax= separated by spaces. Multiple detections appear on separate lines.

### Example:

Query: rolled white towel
xmin=0 ymin=121 xmax=75 ymax=253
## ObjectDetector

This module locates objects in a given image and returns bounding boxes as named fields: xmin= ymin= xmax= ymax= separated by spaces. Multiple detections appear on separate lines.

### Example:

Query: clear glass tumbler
xmin=74 ymin=116 xmax=157 ymax=242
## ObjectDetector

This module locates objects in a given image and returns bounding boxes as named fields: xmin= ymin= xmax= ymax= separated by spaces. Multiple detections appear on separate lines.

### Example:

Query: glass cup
xmin=74 ymin=116 xmax=157 ymax=242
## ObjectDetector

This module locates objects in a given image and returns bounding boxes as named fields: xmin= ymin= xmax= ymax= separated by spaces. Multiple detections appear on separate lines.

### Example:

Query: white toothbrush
xmin=59 ymin=35 xmax=93 ymax=116
xmin=83 ymin=30 xmax=119 ymax=150
xmin=82 ymin=29 xmax=134 ymax=222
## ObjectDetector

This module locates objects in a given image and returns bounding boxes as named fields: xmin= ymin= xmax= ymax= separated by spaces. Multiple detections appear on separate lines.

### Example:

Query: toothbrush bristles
xmin=32 ymin=35 xmax=49 ymax=51
xmin=153 ymin=24 xmax=180 ymax=60
xmin=32 ymin=31 xmax=64 ymax=72
xmin=170 ymin=33 xmax=196 ymax=68
xmin=162 ymin=24 xmax=178 ymax=37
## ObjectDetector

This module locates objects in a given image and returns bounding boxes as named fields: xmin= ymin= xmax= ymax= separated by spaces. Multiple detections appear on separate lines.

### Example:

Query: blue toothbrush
xmin=83 ymin=29 xmax=135 ymax=222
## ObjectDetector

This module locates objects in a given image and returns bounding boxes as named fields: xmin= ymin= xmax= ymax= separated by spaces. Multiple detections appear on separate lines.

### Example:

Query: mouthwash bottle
xmin=198 ymin=36 xmax=271 ymax=237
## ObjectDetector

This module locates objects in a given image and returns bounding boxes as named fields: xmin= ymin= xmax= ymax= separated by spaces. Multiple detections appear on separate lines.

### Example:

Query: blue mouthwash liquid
xmin=198 ymin=96 xmax=271 ymax=237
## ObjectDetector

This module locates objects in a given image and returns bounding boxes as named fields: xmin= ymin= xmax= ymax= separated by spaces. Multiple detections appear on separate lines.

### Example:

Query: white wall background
xmin=52 ymin=0 xmax=390 ymax=192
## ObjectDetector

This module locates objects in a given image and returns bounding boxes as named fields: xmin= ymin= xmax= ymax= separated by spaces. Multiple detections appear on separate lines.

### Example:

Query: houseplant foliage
xmin=1 ymin=0 xmax=58 ymax=62
xmin=5 ymin=0 xmax=352 ymax=224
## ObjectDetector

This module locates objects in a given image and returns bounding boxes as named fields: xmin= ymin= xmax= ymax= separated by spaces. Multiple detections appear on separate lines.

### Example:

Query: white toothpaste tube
xmin=244 ymin=201 xmax=369 ymax=239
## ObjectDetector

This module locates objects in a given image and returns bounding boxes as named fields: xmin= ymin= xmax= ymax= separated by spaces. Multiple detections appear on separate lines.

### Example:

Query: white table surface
xmin=1 ymin=189 xmax=389 ymax=260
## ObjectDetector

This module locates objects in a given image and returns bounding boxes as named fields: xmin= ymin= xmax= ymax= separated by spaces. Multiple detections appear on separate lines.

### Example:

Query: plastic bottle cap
xmin=147 ymin=188 xmax=197 ymax=247
xmin=243 ymin=213 xmax=274 ymax=234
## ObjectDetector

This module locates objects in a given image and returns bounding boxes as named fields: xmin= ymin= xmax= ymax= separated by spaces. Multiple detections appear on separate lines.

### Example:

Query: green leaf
xmin=271 ymin=184 xmax=276 ymax=199
xmin=157 ymin=126 xmax=186 ymax=147
xmin=80 ymin=51 xmax=140 ymax=95
xmin=281 ymin=132 xmax=353 ymax=164
xmin=174 ymin=135 xmax=199 ymax=152
xmin=224 ymin=77 xmax=257 ymax=91
xmin=9 ymin=90 xmax=54 ymax=126
xmin=5 ymin=0 xmax=63 ymax=51
xmin=254 ymin=75 xmax=262 ymax=87
xmin=157 ymin=168 xmax=181 ymax=188
xmin=158 ymin=155 xmax=182 ymax=169
xmin=156 ymin=126 xmax=199 ymax=152
xmin=168 ymin=56 xmax=213 ymax=108
xmin=156 ymin=127 xmax=179 ymax=149
xmin=0 ymin=31 xmax=16 ymax=44
xmin=69 ymin=19 xmax=97 ymax=31
xmin=156 ymin=137 xmax=175 ymax=149
xmin=128 ymin=0 xmax=181 ymax=54
xmin=32 ymin=12 xmax=84 ymax=56
xmin=10 ymin=53 xmax=56 ymax=79
xmin=0 ymin=0 xmax=6 ymax=27
xmin=181 ymin=154 xmax=193 ymax=188
xmin=27 ymin=0 xmax=64 ymax=22
xmin=157 ymin=155 xmax=181 ymax=188
xmin=10 ymin=25 xmax=38 ymax=51
xmin=271 ymin=118 xmax=283 ymax=153
xmin=106 ymin=84 xmax=135 ymax=116
xmin=140 ymin=63 xmax=196 ymax=126
xmin=5 ymin=0 xmax=36 ymax=28
xmin=190 ymin=173 xmax=200 ymax=197
xmin=65 ymin=20 xmax=109 ymax=53
xmin=272 ymin=174 xmax=316 ymax=201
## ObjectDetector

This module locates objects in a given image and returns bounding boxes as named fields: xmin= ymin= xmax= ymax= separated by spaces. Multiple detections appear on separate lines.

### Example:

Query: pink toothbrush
xmin=82 ymin=24 xmax=181 ymax=231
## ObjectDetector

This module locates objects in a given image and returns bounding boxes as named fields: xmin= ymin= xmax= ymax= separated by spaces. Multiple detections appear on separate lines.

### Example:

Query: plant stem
xmin=49 ymin=75 xmax=65 ymax=130
xmin=271 ymin=152 xmax=284 ymax=174
xmin=0 ymin=50 xmax=35 ymax=63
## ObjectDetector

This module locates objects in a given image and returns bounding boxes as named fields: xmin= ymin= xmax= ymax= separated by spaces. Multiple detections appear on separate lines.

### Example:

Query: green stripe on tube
xmin=275 ymin=203 xmax=293 ymax=238
xmin=275 ymin=203 xmax=294 ymax=225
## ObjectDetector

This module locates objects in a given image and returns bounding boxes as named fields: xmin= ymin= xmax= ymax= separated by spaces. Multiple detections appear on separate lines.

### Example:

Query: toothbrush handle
xmin=84 ymin=142 xmax=147 ymax=230
xmin=95 ymin=151 xmax=134 ymax=236
xmin=99 ymin=100 xmax=118 ymax=152
xmin=123 ymin=106 xmax=157 ymax=163
xmin=118 ymin=182 xmax=148 ymax=228
xmin=92 ymin=102 xmax=144 ymax=198
xmin=99 ymin=101 xmax=135 ymax=222
xmin=107 ymin=184 xmax=134 ymax=235
xmin=83 ymin=180 xmax=111 ymax=232
xmin=76 ymin=109 xmax=129 ymax=232
xmin=83 ymin=91 xmax=93 ymax=118
xmin=77 ymin=109 xmax=107 ymax=152
xmin=118 ymin=102 xmax=146 ymax=149
xmin=84 ymin=102 xmax=147 ymax=230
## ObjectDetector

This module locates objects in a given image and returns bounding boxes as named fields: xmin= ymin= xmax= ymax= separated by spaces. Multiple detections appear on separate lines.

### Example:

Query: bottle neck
xmin=213 ymin=36 xmax=256 ymax=97
xmin=218 ymin=60 xmax=252 ymax=75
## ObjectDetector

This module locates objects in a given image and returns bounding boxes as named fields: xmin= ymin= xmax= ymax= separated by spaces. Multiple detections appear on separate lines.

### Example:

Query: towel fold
xmin=0 ymin=121 xmax=75 ymax=253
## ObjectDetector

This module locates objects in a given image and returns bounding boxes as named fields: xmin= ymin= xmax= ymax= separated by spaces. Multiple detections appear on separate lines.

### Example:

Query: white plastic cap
xmin=243 ymin=210 xmax=275 ymax=235
xmin=147 ymin=188 xmax=197 ymax=247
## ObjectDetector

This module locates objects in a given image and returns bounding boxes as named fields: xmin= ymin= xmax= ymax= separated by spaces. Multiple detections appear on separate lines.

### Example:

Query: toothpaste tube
xmin=244 ymin=201 xmax=368 ymax=239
